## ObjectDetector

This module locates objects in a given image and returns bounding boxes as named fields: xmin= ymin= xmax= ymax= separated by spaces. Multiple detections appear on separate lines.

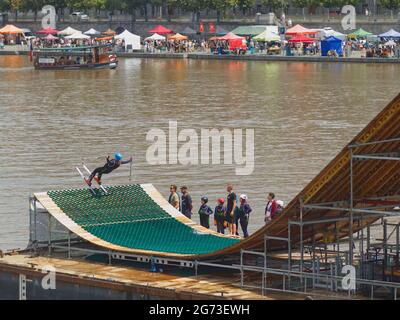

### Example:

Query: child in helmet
xmin=237 ymin=194 xmax=252 ymax=238
xmin=198 ymin=196 xmax=213 ymax=229
xmin=214 ymin=198 xmax=226 ymax=234
xmin=86 ymin=152 xmax=132 ymax=186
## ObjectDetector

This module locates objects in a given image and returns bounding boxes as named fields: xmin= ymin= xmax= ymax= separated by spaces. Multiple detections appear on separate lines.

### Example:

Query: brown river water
xmin=0 ymin=55 xmax=399 ymax=250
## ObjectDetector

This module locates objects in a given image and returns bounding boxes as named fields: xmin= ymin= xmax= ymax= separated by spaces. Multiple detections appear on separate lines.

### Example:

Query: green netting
xmin=47 ymin=184 xmax=239 ymax=255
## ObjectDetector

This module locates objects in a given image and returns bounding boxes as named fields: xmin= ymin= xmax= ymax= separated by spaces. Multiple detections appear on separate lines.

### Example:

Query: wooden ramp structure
xmin=33 ymin=93 xmax=400 ymax=261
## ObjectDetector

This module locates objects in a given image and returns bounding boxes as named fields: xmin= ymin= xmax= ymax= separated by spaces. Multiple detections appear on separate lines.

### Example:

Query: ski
xmin=82 ymin=163 xmax=108 ymax=195
xmin=76 ymin=166 xmax=97 ymax=196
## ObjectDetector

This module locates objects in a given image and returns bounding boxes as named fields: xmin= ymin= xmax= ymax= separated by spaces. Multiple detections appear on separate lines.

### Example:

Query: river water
xmin=0 ymin=55 xmax=399 ymax=250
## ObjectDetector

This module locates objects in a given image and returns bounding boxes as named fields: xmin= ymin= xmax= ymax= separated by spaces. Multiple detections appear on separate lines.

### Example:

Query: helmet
xmin=217 ymin=197 xmax=225 ymax=204
xmin=114 ymin=152 xmax=122 ymax=161
xmin=240 ymin=194 xmax=248 ymax=201
xmin=201 ymin=196 xmax=208 ymax=203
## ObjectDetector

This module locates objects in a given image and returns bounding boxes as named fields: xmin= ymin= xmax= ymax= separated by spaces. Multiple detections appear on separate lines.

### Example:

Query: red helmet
xmin=217 ymin=197 xmax=225 ymax=204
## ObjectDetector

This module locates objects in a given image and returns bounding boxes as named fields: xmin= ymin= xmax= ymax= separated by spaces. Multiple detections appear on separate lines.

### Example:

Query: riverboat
xmin=33 ymin=44 xmax=118 ymax=70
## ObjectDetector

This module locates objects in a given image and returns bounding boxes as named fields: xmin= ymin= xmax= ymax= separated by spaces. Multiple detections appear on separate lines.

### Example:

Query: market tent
xmin=0 ymin=24 xmax=24 ymax=34
xmin=217 ymin=32 xmax=246 ymax=50
xmin=385 ymin=40 xmax=397 ymax=46
xmin=348 ymin=28 xmax=372 ymax=38
xmin=286 ymin=24 xmax=316 ymax=36
xmin=44 ymin=34 xmax=58 ymax=41
xmin=181 ymin=26 xmax=197 ymax=36
xmin=148 ymin=25 xmax=172 ymax=34
xmin=58 ymin=27 xmax=80 ymax=36
xmin=378 ymin=29 xmax=400 ymax=38
xmin=168 ymin=33 xmax=188 ymax=41
xmin=115 ymin=30 xmax=141 ymax=50
xmin=145 ymin=33 xmax=166 ymax=41
xmin=103 ymin=28 xmax=116 ymax=36
xmin=84 ymin=28 xmax=101 ymax=36
xmin=288 ymin=34 xmax=316 ymax=43
xmin=321 ymin=36 xmax=343 ymax=56
xmin=217 ymin=32 xmax=244 ymax=41
xmin=253 ymin=30 xmax=281 ymax=42
xmin=230 ymin=25 xmax=272 ymax=37
xmin=37 ymin=27 xmax=59 ymax=35
xmin=65 ymin=32 xmax=90 ymax=39
xmin=317 ymin=27 xmax=346 ymax=41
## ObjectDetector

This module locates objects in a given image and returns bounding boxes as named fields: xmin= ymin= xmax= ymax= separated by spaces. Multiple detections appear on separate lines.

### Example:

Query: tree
xmin=22 ymin=0 xmax=45 ymax=21
xmin=380 ymin=0 xmax=400 ymax=19
xmin=0 ymin=0 xmax=11 ymax=11
xmin=10 ymin=0 xmax=23 ymax=21
xmin=237 ymin=0 xmax=256 ymax=14
xmin=292 ymin=0 xmax=310 ymax=20
xmin=261 ymin=0 xmax=288 ymax=13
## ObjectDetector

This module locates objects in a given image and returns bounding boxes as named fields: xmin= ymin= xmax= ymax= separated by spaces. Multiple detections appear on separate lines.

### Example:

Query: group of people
xmin=168 ymin=184 xmax=283 ymax=238
xmin=144 ymin=39 xmax=209 ymax=53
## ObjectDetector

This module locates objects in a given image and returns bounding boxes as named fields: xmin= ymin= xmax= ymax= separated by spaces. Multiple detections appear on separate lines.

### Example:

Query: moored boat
xmin=33 ymin=44 xmax=118 ymax=70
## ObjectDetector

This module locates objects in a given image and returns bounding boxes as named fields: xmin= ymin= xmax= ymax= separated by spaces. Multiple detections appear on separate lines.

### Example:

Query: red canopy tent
xmin=37 ymin=27 xmax=59 ymax=35
xmin=217 ymin=32 xmax=246 ymax=50
xmin=285 ymin=24 xmax=316 ymax=36
xmin=148 ymin=25 xmax=173 ymax=34
xmin=288 ymin=34 xmax=316 ymax=43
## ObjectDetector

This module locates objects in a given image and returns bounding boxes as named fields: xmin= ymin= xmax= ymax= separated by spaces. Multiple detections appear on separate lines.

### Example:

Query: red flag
xmin=209 ymin=22 xmax=216 ymax=33
xmin=199 ymin=21 xmax=204 ymax=33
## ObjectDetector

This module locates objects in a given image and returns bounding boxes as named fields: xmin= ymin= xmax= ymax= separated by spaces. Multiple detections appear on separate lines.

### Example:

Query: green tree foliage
xmin=261 ymin=0 xmax=288 ymax=11
xmin=380 ymin=0 xmax=400 ymax=10
xmin=0 ymin=0 xmax=11 ymax=11
xmin=380 ymin=0 xmax=400 ymax=18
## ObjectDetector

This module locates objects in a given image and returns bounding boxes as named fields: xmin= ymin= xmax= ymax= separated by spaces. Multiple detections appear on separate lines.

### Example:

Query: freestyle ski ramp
xmin=34 ymin=93 xmax=400 ymax=259
xmin=34 ymin=184 xmax=240 ymax=259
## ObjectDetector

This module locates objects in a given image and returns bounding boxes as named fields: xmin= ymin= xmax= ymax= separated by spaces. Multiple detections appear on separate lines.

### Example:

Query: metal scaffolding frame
xmin=27 ymin=138 xmax=400 ymax=299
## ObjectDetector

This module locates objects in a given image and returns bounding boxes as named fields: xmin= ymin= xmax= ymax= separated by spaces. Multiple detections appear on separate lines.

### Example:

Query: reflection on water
xmin=0 ymin=55 xmax=399 ymax=249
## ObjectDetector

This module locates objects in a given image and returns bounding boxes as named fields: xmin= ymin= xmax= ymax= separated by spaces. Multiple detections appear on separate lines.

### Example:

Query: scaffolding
xmin=225 ymin=137 xmax=400 ymax=299
xmin=27 ymin=137 xmax=400 ymax=299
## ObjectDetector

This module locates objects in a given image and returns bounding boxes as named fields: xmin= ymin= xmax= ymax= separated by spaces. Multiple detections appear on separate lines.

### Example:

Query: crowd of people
xmin=167 ymin=184 xmax=283 ymax=239
xmin=144 ymin=39 xmax=209 ymax=53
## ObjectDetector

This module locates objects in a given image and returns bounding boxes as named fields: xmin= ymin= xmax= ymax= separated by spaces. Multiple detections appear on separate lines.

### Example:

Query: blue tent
xmin=321 ymin=36 xmax=343 ymax=56
xmin=378 ymin=29 xmax=400 ymax=38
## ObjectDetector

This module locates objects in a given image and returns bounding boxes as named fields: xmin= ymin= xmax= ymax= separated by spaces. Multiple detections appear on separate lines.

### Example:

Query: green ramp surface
xmin=47 ymin=184 xmax=239 ymax=255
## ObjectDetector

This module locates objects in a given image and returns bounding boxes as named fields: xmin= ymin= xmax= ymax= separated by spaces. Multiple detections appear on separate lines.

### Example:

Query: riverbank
xmin=2 ymin=49 xmax=400 ymax=64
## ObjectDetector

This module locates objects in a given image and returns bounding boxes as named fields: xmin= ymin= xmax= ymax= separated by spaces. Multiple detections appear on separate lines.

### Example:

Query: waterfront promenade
xmin=2 ymin=45 xmax=400 ymax=64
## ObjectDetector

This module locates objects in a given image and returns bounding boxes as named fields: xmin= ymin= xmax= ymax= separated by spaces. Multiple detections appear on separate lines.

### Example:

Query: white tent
xmin=115 ymin=30 xmax=141 ymax=50
xmin=58 ymin=26 xmax=80 ymax=36
xmin=317 ymin=27 xmax=346 ymax=41
xmin=84 ymin=28 xmax=101 ymax=36
xmin=253 ymin=30 xmax=281 ymax=42
xmin=145 ymin=33 xmax=166 ymax=41
xmin=65 ymin=32 xmax=90 ymax=40
xmin=385 ymin=40 xmax=396 ymax=46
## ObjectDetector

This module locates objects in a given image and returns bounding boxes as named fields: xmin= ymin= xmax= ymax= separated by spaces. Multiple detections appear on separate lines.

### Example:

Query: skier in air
xmin=85 ymin=152 xmax=132 ymax=186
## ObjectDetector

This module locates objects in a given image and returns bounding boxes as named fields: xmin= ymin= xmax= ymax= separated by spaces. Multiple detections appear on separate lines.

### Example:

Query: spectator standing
xmin=180 ymin=186 xmax=193 ymax=219
xmin=226 ymin=184 xmax=237 ymax=236
xmin=265 ymin=192 xmax=277 ymax=223
xmin=237 ymin=194 xmax=252 ymax=238
xmin=214 ymin=198 xmax=226 ymax=234
xmin=198 ymin=196 xmax=213 ymax=228
xmin=168 ymin=185 xmax=180 ymax=210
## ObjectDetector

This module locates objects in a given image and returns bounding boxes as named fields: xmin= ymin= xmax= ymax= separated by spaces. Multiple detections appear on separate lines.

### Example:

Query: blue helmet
xmin=114 ymin=152 xmax=122 ymax=161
